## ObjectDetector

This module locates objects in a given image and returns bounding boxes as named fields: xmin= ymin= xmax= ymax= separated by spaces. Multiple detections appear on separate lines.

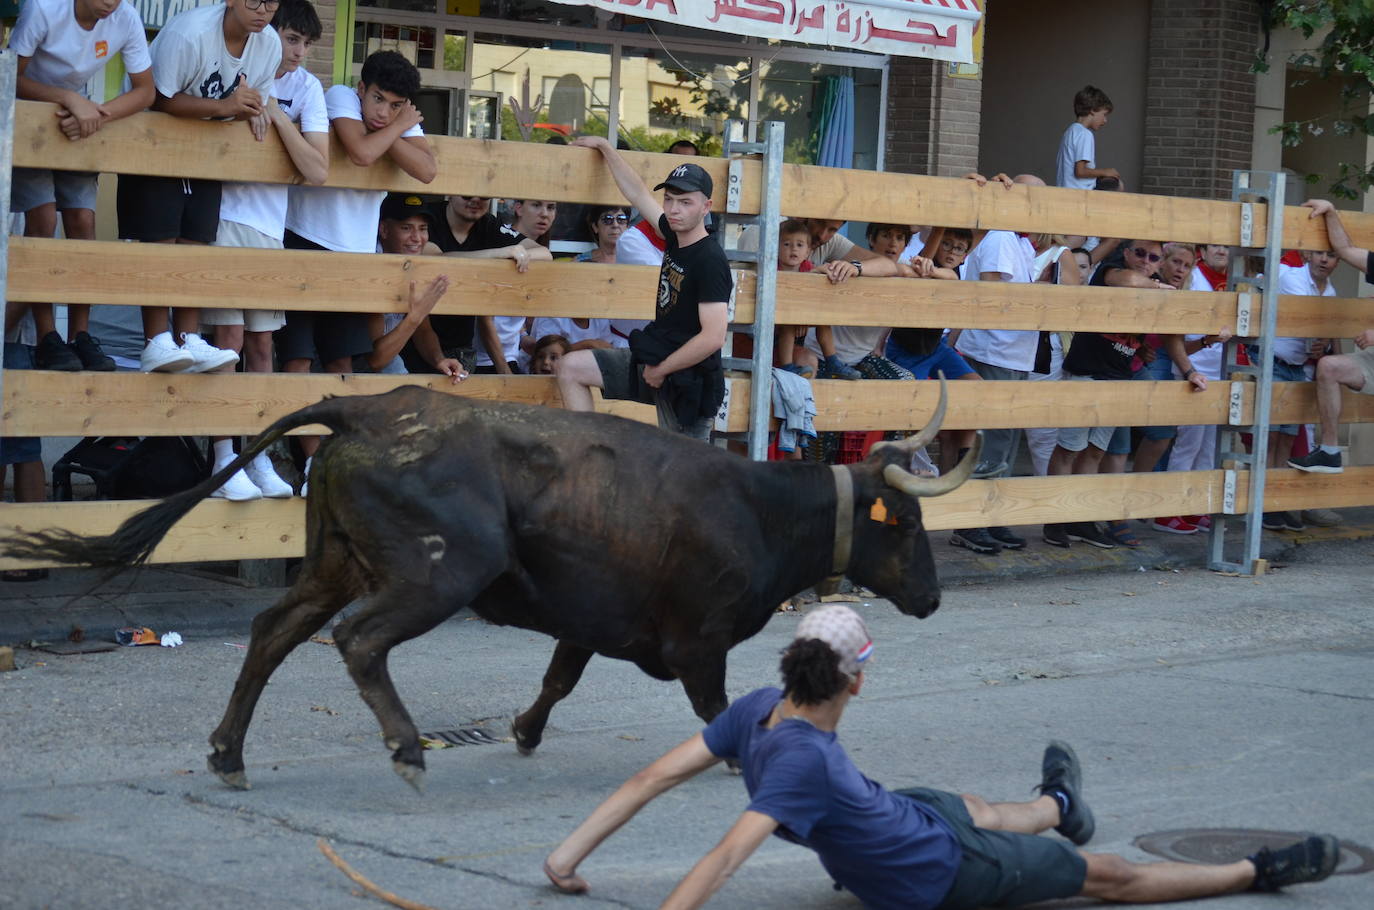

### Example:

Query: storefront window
xmin=758 ymin=60 xmax=881 ymax=168
xmin=619 ymin=47 xmax=750 ymax=155
xmin=354 ymin=21 xmax=439 ymax=71
xmin=356 ymin=0 xmax=438 ymax=13
xmin=470 ymin=33 xmax=613 ymax=142
xmin=477 ymin=0 xmax=599 ymax=28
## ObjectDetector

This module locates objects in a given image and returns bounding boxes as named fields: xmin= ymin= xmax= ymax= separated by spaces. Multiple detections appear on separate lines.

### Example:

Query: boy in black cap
xmin=560 ymin=139 xmax=732 ymax=441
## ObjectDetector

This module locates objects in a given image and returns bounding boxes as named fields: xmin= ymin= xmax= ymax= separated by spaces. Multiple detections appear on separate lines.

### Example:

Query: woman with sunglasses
xmin=575 ymin=205 xmax=632 ymax=264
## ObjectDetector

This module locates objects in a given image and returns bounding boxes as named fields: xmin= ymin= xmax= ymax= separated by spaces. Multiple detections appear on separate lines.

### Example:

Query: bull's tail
xmin=2 ymin=397 xmax=361 ymax=570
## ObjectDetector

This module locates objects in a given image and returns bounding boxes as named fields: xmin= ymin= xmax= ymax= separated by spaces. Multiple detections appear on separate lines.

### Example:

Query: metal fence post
xmin=0 ymin=51 xmax=17 ymax=434
xmin=1208 ymin=170 xmax=1284 ymax=574
xmin=746 ymin=121 xmax=785 ymax=461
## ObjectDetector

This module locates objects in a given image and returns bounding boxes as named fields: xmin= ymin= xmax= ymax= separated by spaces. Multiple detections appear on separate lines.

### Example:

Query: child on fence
xmin=775 ymin=219 xmax=816 ymax=377
xmin=1056 ymin=85 xmax=1118 ymax=192
xmin=118 ymin=0 xmax=281 ymax=374
xmin=530 ymin=334 xmax=571 ymax=375
xmin=7 ymin=0 xmax=154 ymax=371
xmin=281 ymin=49 xmax=436 ymax=490
xmin=203 ymin=0 xmax=329 ymax=502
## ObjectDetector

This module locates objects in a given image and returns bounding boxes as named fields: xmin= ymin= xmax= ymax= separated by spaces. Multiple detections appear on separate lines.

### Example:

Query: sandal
xmin=1104 ymin=520 xmax=1142 ymax=548
xmin=1 ymin=568 xmax=49 ymax=583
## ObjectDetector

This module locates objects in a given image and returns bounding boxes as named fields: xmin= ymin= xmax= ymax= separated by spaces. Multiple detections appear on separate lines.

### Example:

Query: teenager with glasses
xmin=575 ymin=205 xmax=631 ymax=264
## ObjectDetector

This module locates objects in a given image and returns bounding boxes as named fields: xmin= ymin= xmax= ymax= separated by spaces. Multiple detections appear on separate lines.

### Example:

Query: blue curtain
xmin=810 ymin=74 xmax=855 ymax=168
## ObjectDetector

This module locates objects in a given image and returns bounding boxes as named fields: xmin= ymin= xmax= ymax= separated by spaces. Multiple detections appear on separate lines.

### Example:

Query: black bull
xmin=3 ymin=384 xmax=978 ymax=791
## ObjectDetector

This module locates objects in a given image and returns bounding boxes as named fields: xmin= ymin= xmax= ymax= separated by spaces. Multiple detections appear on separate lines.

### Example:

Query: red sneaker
xmin=1185 ymin=515 xmax=1212 ymax=531
xmin=1153 ymin=516 xmax=1199 ymax=535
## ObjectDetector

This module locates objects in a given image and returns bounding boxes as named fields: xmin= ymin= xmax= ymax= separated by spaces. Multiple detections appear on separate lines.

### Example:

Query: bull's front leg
xmin=512 ymin=641 xmax=594 ymax=755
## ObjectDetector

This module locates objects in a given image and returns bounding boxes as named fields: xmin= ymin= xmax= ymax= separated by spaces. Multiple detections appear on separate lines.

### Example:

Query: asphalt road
xmin=2 ymin=539 xmax=1371 ymax=910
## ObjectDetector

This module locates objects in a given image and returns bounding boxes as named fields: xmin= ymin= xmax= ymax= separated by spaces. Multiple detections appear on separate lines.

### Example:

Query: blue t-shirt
xmin=702 ymin=688 xmax=961 ymax=910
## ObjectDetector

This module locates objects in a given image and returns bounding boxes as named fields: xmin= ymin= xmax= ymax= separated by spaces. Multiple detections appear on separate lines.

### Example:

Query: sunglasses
xmin=599 ymin=213 xmax=630 ymax=224
xmin=1129 ymin=247 xmax=1162 ymax=263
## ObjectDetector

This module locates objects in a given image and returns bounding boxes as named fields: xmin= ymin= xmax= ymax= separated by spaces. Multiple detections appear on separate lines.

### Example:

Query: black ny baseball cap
xmin=379 ymin=192 xmax=438 ymax=226
xmin=653 ymin=162 xmax=713 ymax=198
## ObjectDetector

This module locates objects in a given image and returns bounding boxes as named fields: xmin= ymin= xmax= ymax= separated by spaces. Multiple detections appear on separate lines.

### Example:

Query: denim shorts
xmin=11 ymin=167 xmax=98 ymax=213
xmin=1 ymin=344 xmax=42 ymax=465
xmin=1137 ymin=353 xmax=1177 ymax=441
xmin=1268 ymin=358 xmax=1308 ymax=435
xmin=885 ymin=338 xmax=977 ymax=380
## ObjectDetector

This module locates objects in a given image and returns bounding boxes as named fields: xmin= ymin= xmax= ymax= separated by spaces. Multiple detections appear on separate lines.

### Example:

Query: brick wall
xmin=307 ymin=0 xmax=339 ymax=86
xmin=1142 ymin=0 xmax=1258 ymax=199
xmin=886 ymin=58 xmax=982 ymax=178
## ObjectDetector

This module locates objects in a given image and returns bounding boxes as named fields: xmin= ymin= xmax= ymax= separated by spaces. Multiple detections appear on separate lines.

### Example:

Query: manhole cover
xmin=1136 ymin=829 xmax=1374 ymax=876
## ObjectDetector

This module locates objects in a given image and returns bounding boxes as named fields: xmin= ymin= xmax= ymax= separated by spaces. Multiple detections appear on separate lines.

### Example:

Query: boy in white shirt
xmin=1056 ymin=86 xmax=1118 ymax=191
xmin=203 ymin=0 xmax=328 ymax=501
xmin=7 ymin=0 xmax=154 ymax=371
xmin=280 ymin=49 xmax=436 ymax=487
xmin=117 ymin=0 xmax=281 ymax=373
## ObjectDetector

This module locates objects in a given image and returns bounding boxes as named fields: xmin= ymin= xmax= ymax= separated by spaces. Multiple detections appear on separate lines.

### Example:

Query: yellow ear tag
xmin=869 ymin=498 xmax=889 ymax=523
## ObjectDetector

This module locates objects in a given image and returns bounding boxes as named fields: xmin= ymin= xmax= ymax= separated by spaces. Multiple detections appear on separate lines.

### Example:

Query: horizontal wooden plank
xmin=18 ymin=101 xmax=1374 ymax=247
xmin=7 ymin=467 xmax=1371 ymax=568
xmin=9 ymin=369 xmax=1373 ymax=437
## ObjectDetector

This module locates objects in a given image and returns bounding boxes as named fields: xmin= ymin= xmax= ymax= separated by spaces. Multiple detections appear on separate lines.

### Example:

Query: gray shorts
xmin=202 ymin=220 xmax=287 ymax=332
xmin=1353 ymin=346 xmax=1374 ymax=394
xmin=11 ymin=167 xmax=99 ymax=213
xmin=591 ymin=346 xmax=712 ymax=441
xmin=895 ymin=787 xmax=1086 ymax=910
xmin=1057 ymin=376 xmax=1116 ymax=452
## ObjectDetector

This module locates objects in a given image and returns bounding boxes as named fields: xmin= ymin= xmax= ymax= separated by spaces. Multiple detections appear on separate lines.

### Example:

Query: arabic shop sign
xmin=551 ymin=0 xmax=980 ymax=62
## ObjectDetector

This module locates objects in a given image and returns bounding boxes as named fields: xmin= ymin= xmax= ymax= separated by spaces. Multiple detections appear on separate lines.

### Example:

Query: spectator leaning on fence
xmin=119 ymin=0 xmax=281 ymax=374
xmin=1288 ymin=199 xmax=1374 ymax=476
xmin=203 ymin=0 xmax=328 ymax=502
xmin=280 ymin=48 xmax=436 ymax=492
xmin=559 ymin=141 xmax=731 ymax=441
xmin=7 ymin=0 xmax=153 ymax=372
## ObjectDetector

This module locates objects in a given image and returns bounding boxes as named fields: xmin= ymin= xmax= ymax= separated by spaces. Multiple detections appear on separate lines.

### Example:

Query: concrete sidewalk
xmin=3 ymin=508 xmax=1373 ymax=644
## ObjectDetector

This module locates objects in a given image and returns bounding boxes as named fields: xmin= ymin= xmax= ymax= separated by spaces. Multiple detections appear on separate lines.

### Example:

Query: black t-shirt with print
xmin=409 ymin=207 xmax=527 ymax=369
xmin=1063 ymin=332 xmax=1141 ymax=380
xmin=639 ymin=214 xmax=733 ymax=351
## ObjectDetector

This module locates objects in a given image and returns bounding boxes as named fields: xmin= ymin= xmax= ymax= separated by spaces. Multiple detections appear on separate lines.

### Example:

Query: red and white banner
xmin=552 ymin=0 xmax=981 ymax=62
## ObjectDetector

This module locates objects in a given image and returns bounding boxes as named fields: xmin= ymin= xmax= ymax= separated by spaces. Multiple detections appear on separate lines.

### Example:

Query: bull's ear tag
xmin=869 ymin=498 xmax=888 ymax=523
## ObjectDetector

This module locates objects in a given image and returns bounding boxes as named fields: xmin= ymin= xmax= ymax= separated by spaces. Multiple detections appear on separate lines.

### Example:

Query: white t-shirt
xmin=147 ymin=3 xmax=279 ymax=108
xmin=1272 ymin=263 xmax=1335 ymax=365
xmin=1056 ymin=121 xmax=1096 ymax=190
xmin=953 ymin=231 xmax=1040 ymax=372
xmin=220 ymin=66 xmax=328 ymax=240
xmin=286 ymin=83 xmax=425 ymax=253
xmin=608 ymin=222 xmax=661 ymax=339
xmin=477 ymin=315 xmax=527 ymax=367
xmin=9 ymin=0 xmax=151 ymax=96
xmin=520 ymin=316 xmax=621 ymax=370
xmin=1187 ymin=266 xmax=1215 ymax=292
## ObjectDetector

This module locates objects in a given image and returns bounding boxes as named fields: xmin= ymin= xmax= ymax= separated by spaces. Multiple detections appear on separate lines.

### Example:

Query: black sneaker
xmin=1262 ymin=512 xmax=1288 ymax=531
xmin=1038 ymin=740 xmax=1095 ymax=846
xmin=1281 ymin=511 xmax=1305 ymax=532
xmin=72 ymin=332 xmax=116 ymax=371
xmin=1042 ymin=523 xmax=1070 ymax=548
xmin=34 ymin=331 xmax=82 ymax=371
xmin=950 ymin=528 xmax=1001 ymax=554
xmin=1288 ymin=449 xmax=1343 ymax=474
xmin=1065 ymin=522 xmax=1116 ymax=549
xmin=987 ymin=526 xmax=1026 ymax=550
xmin=1249 ymin=834 xmax=1340 ymax=891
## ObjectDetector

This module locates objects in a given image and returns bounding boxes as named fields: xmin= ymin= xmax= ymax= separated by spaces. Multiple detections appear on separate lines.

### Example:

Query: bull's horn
xmin=882 ymin=431 xmax=983 ymax=498
xmin=871 ymin=374 xmax=948 ymax=456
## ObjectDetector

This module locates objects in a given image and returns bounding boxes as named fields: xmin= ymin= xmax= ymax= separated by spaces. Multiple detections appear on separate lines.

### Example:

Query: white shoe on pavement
xmin=211 ymin=463 xmax=263 ymax=502
xmin=245 ymin=452 xmax=293 ymax=498
xmin=180 ymin=332 xmax=239 ymax=373
xmin=140 ymin=331 xmax=195 ymax=373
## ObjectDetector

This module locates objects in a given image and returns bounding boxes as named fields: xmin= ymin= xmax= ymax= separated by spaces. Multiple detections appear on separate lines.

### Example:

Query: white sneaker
xmin=141 ymin=331 xmax=195 ymax=373
xmin=180 ymin=332 xmax=239 ymax=373
xmin=245 ymin=452 xmax=293 ymax=498
xmin=211 ymin=466 xmax=263 ymax=502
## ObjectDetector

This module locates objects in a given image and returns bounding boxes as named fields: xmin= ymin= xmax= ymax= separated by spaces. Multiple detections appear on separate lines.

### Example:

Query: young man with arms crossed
xmin=203 ymin=0 xmax=327 ymax=501
xmin=281 ymin=48 xmax=436 ymax=490
xmin=545 ymin=605 xmax=1341 ymax=909
xmin=558 ymin=141 xmax=731 ymax=441
xmin=119 ymin=0 xmax=280 ymax=373
xmin=1289 ymin=199 xmax=1374 ymax=477
xmin=7 ymin=0 xmax=154 ymax=371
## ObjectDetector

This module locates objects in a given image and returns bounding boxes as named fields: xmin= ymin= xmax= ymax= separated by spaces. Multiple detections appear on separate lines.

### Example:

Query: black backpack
xmin=52 ymin=437 xmax=210 ymax=501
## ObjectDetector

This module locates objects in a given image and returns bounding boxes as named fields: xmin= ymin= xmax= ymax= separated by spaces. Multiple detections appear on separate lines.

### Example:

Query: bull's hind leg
xmin=332 ymin=578 xmax=481 ymax=792
xmin=512 ymin=641 xmax=594 ymax=755
xmin=208 ymin=565 xmax=362 ymax=789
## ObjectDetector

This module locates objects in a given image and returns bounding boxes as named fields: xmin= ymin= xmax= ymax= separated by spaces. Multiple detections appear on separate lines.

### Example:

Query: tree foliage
xmin=1256 ymin=0 xmax=1374 ymax=198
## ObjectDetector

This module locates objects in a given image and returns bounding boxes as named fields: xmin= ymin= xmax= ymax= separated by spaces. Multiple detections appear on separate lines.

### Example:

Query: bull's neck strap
xmin=828 ymin=465 xmax=854 ymax=579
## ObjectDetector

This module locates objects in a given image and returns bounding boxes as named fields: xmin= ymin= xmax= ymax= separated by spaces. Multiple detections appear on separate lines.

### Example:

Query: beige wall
xmin=977 ymin=0 xmax=1148 ymax=188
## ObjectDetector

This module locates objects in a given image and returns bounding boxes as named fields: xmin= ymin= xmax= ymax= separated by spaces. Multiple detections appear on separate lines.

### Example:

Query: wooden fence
xmin=4 ymin=95 xmax=1374 ymax=572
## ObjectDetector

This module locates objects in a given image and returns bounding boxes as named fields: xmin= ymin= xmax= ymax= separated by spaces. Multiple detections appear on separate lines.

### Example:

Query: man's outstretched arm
xmin=571 ymin=136 xmax=665 ymax=228
xmin=660 ymin=811 xmax=779 ymax=910
xmin=1304 ymin=199 xmax=1369 ymax=271
xmin=545 ymin=733 xmax=721 ymax=893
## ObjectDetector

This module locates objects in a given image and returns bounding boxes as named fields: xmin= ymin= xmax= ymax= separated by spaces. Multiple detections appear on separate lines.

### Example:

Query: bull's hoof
xmin=207 ymin=748 xmax=250 ymax=789
xmin=392 ymin=761 xmax=426 ymax=793
xmin=511 ymin=720 xmax=540 ymax=756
